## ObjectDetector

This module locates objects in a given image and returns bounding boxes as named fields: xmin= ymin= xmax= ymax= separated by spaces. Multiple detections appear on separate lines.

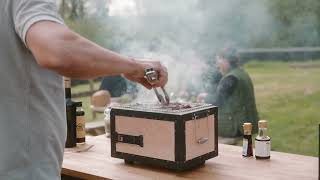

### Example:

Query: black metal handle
xmin=115 ymin=132 xmax=144 ymax=147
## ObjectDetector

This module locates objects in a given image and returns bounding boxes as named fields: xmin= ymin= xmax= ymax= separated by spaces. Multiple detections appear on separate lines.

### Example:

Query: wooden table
xmin=62 ymin=135 xmax=318 ymax=180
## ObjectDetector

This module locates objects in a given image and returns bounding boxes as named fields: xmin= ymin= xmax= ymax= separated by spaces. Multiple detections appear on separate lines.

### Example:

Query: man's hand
xmin=123 ymin=59 xmax=168 ymax=89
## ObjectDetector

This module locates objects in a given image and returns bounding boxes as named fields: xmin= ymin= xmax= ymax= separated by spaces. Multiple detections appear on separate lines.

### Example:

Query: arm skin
xmin=26 ymin=21 xmax=168 ymax=89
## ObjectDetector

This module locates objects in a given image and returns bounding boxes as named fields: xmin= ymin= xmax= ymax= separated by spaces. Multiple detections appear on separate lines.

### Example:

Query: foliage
xmin=267 ymin=0 xmax=320 ymax=47
xmin=59 ymin=0 xmax=86 ymax=19
xmin=199 ymin=0 xmax=320 ymax=48
xmin=60 ymin=0 xmax=320 ymax=50
xmin=64 ymin=17 xmax=114 ymax=49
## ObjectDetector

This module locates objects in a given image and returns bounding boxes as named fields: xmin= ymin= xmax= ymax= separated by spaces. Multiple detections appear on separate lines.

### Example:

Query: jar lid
xmin=258 ymin=120 xmax=268 ymax=128
xmin=64 ymin=77 xmax=71 ymax=88
xmin=243 ymin=123 xmax=252 ymax=131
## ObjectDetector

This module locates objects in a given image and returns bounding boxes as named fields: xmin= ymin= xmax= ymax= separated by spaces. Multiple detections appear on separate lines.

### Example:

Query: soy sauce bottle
xmin=242 ymin=123 xmax=253 ymax=157
xmin=76 ymin=106 xmax=86 ymax=144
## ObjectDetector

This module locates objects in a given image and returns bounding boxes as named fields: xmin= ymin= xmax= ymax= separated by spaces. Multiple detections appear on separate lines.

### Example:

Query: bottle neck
xmin=65 ymin=88 xmax=71 ymax=99
xmin=258 ymin=128 xmax=267 ymax=137
xmin=243 ymin=130 xmax=252 ymax=136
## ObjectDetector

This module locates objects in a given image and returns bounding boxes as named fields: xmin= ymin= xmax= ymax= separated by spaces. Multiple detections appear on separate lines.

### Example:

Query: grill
xmin=111 ymin=103 xmax=214 ymax=115
xmin=110 ymin=102 xmax=218 ymax=170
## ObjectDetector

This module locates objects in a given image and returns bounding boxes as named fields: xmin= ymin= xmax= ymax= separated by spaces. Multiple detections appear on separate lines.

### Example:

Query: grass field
xmin=244 ymin=60 xmax=320 ymax=157
xmin=72 ymin=60 xmax=320 ymax=157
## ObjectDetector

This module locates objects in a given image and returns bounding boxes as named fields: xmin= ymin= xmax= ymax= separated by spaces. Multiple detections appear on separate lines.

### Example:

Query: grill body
xmin=110 ymin=103 xmax=218 ymax=171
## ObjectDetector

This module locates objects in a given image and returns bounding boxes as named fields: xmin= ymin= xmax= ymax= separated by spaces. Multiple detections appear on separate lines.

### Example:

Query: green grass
xmin=71 ymin=81 xmax=100 ymax=94
xmin=243 ymin=60 xmax=320 ymax=157
xmin=72 ymin=61 xmax=320 ymax=157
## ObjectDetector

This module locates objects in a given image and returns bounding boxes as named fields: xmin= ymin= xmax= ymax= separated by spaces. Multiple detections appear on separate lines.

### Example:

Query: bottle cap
xmin=64 ymin=77 xmax=71 ymax=88
xmin=258 ymin=120 xmax=268 ymax=128
xmin=243 ymin=123 xmax=252 ymax=131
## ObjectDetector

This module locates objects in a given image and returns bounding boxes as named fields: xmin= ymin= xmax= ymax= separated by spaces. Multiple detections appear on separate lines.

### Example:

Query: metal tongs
xmin=144 ymin=68 xmax=170 ymax=106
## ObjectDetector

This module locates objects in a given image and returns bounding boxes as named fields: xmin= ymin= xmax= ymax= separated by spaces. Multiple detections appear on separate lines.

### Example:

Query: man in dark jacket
xmin=205 ymin=48 xmax=259 ymax=137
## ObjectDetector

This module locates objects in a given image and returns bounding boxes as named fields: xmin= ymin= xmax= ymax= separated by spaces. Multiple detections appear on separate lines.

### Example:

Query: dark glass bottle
xmin=64 ymin=77 xmax=77 ymax=148
xmin=242 ymin=123 xmax=253 ymax=157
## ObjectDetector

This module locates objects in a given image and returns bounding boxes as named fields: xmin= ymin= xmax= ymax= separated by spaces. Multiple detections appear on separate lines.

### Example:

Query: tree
xmin=59 ymin=0 xmax=86 ymax=19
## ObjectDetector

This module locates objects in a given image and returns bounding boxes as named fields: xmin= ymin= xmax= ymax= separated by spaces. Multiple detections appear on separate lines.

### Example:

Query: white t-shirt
xmin=0 ymin=0 xmax=66 ymax=179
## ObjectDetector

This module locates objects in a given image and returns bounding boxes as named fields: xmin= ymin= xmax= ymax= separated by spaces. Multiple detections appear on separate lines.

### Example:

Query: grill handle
xmin=197 ymin=137 xmax=209 ymax=144
xmin=115 ymin=132 xmax=144 ymax=147
xmin=193 ymin=110 xmax=211 ymax=144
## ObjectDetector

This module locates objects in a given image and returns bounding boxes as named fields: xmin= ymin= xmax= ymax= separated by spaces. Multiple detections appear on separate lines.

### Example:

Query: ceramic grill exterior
xmin=110 ymin=103 xmax=218 ymax=171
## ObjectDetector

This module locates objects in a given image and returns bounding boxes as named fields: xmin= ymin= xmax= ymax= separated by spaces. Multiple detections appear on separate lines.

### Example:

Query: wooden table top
xmin=62 ymin=135 xmax=318 ymax=180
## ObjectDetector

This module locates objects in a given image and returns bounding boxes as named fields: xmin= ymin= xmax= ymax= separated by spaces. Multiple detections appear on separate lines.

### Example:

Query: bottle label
xmin=255 ymin=140 xmax=271 ymax=157
xmin=242 ymin=139 xmax=248 ymax=156
xmin=76 ymin=116 xmax=85 ymax=138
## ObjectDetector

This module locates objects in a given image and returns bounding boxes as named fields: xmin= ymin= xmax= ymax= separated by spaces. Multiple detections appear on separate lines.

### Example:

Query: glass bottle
xmin=76 ymin=106 xmax=86 ymax=145
xmin=242 ymin=123 xmax=253 ymax=157
xmin=255 ymin=120 xmax=271 ymax=159
xmin=64 ymin=77 xmax=77 ymax=148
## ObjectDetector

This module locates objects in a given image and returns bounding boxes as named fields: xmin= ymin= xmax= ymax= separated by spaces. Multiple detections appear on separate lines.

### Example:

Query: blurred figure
xmin=99 ymin=75 xmax=138 ymax=97
xmin=203 ymin=47 xmax=259 ymax=138
xmin=91 ymin=90 xmax=111 ymax=107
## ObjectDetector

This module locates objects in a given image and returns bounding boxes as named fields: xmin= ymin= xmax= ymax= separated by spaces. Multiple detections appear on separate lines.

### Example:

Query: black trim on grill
xmin=175 ymin=117 xmax=185 ymax=162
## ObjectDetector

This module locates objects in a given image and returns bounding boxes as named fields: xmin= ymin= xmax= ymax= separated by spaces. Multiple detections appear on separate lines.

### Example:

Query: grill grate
xmin=112 ymin=103 xmax=213 ymax=114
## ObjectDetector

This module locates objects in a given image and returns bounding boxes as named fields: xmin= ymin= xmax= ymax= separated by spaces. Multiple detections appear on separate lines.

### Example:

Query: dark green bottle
xmin=64 ymin=77 xmax=78 ymax=148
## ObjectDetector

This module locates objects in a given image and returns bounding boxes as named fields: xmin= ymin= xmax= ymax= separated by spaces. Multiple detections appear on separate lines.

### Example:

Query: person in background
xmin=99 ymin=75 xmax=138 ymax=97
xmin=0 ymin=0 xmax=167 ymax=179
xmin=200 ymin=47 xmax=259 ymax=139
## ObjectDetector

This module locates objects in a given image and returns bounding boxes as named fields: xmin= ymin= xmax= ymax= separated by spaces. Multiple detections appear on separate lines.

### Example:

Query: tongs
xmin=144 ymin=68 xmax=170 ymax=105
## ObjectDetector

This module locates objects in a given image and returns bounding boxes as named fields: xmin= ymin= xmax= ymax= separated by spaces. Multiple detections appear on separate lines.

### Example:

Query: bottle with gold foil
xmin=242 ymin=123 xmax=253 ymax=157
xmin=255 ymin=120 xmax=271 ymax=159
xmin=76 ymin=105 xmax=86 ymax=144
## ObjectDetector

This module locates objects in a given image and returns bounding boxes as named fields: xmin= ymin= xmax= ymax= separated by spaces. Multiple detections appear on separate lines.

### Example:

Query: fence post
xmin=89 ymin=79 xmax=97 ymax=120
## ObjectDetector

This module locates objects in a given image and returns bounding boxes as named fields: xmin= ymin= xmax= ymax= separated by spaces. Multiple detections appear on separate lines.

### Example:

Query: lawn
xmin=244 ymin=60 xmax=320 ymax=157
xmin=72 ymin=60 xmax=320 ymax=157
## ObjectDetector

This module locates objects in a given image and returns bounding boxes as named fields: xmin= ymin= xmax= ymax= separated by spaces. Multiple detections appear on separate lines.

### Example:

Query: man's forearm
xmin=48 ymin=35 xmax=142 ymax=79
xmin=27 ymin=21 xmax=142 ymax=79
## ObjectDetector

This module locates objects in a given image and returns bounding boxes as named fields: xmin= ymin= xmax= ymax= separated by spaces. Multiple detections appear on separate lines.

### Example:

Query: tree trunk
xmin=60 ymin=0 xmax=66 ymax=18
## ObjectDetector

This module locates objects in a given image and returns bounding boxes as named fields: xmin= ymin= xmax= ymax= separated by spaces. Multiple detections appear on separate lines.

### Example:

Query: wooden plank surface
xmin=62 ymin=135 xmax=318 ymax=180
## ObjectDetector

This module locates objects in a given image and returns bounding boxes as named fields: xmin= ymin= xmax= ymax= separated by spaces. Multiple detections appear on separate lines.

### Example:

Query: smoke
xmin=90 ymin=0 xmax=275 ymax=102
xmin=76 ymin=0 xmax=317 ymax=103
